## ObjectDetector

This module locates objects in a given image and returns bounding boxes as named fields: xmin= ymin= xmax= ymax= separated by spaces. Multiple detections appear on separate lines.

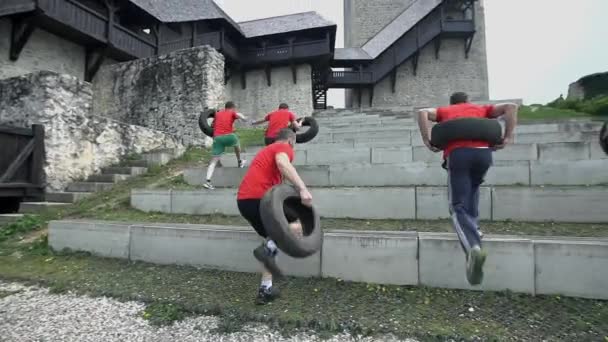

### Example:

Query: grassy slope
xmin=0 ymin=246 xmax=606 ymax=341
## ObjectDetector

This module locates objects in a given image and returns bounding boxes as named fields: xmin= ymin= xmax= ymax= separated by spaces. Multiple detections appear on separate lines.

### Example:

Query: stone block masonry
xmin=225 ymin=64 xmax=314 ymax=119
xmin=0 ymin=19 xmax=85 ymax=81
xmin=0 ymin=71 xmax=183 ymax=191
xmin=93 ymin=46 xmax=225 ymax=145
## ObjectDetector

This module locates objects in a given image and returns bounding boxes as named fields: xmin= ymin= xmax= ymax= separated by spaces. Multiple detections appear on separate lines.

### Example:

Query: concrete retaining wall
xmin=131 ymin=186 xmax=608 ymax=222
xmin=48 ymin=220 xmax=608 ymax=299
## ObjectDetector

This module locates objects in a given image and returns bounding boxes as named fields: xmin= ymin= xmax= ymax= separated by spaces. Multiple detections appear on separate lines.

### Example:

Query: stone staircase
xmin=131 ymin=109 xmax=608 ymax=223
xmin=18 ymin=149 xmax=181 ymax=214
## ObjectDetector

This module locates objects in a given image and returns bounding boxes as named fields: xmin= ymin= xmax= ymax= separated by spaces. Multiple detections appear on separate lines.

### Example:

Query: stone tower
xmin=343 ymin=0 xmax=490 ymax=108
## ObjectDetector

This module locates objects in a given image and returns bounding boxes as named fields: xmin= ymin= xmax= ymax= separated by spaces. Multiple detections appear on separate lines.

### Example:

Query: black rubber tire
xmin=600 ymin=121 xmax=608 ymax=155
xmin=430 ymin=118 xmax=503 ymax=150
xmin=198 ymin=108 xmax=216 ymax=137
xmin=260 ymin=184 xmax=322 ymax=258
xmin=294 ymin=117 xmax=319 ymax=144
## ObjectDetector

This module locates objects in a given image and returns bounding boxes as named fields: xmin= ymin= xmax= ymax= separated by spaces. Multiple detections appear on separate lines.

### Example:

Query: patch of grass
xmin=142 ymin=302 xmax=189 ymax=326
xmin=0 ymin=252 xmax=606 ymax=340
xmin=0 ymin=215 xmax=45 ymax=243
xmin=235 ymin=127 xmax=265 ymax=150
xmin=518 ymin=105 xmax=594 ymax=121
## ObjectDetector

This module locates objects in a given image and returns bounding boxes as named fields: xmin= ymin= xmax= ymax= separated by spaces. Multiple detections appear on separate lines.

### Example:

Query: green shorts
xmin=212 ymin=133 xmax=240 ymax=156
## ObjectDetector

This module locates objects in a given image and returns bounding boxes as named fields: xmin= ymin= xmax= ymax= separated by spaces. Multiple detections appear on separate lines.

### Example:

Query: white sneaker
xmin=238 ymin=159 xmax=247 ymax=168
xmin=203 ymin=182 xmax=215 ymax=190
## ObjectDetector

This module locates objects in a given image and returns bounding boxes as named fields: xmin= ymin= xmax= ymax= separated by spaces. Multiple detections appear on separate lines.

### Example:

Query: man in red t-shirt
xmin=417 ymin=92 xmax=518 ymax=286
xmin=251 ymin=103 xmax=301 ymax=145
xmin=204 ymin=101 xmax=248 ymax=190
xmin=236 ymin=128 xmax=312 ymax=305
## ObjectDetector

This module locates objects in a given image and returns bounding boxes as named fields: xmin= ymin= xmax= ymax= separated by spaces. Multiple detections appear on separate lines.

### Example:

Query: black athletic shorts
xmin=264 ymin=137 xmax=276 ymax=146
xmin=237 ymin=198 xmax=298 ymax=238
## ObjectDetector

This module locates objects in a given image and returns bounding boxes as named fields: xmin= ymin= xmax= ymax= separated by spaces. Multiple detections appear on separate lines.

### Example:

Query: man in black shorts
xmin=236 ymin=128 xmax=313 ymax=304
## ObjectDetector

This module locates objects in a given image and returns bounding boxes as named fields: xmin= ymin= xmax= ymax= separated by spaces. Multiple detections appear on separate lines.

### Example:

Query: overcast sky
xmin=216 ymin=0 xmax=608 ymax=107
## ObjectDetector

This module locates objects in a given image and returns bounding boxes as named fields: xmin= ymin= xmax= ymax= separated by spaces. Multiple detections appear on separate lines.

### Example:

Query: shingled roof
xmin=129 ymin=0 xmax=242 ymax=33
xmin=238 ymin=11 xmax=335 ymax=38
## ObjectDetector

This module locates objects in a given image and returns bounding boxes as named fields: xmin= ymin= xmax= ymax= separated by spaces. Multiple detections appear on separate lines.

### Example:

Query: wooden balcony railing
xmin=241 ymin=39 xmax=330 ymax=65
xmin=37 ymin=0 xmax=155 ymax=58
xmin=328 ymin=71 xmax=374 ymax=85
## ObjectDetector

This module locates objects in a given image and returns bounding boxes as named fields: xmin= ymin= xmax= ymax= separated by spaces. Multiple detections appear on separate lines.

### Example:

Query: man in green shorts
xmin=204 ymin=101 xmax=248 ymax=190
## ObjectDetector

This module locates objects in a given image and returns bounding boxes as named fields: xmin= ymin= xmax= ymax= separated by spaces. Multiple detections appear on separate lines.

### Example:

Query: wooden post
xmin=191 ymin=22 xmax=197 ymax=47
xmin=153 ymin=24 xmax=161 ymax=55
xmin=30 ymin=124 xmax=45 ymax=188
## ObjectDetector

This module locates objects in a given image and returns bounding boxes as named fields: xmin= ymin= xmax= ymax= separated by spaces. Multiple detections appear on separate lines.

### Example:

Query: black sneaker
xmin=466 ymin=245 xmax=487 ymax=286
xmin=255 ymin=286 xmax=280 ymax=305
xmin=253 ymin=244 xmax=282 ymax=279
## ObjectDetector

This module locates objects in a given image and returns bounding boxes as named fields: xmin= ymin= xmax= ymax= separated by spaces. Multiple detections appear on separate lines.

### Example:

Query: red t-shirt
xmin=436 ymin=103 xmax=495 ymax=158
xmin=237 ymin=143 xmax=295 ymax=200
xmin=213 ymin=110 xmax=238 ymax=136
xmin=265 ymin=109 xmax=296 ymax=138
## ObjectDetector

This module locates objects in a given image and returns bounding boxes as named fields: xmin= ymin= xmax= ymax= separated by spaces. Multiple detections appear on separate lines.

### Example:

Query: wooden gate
xmin=0 ymin=124 xmax=45 ymax=200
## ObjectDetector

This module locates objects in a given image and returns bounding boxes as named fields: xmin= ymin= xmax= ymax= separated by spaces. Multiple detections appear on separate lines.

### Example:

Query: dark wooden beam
xmin=9 ymin=17 xmax=35 ymax=61
xmin=464 ymin=34 xmax=475 ymax=59
xmin=369 ymin=86 xmax=374 ymax=107
xmin=434 ymin=38 xmax=441 ymax=59
xmin=412 ymin=52 xmax=419 ymax=76
xmin=390 ymin=69 xmax=397 ymax=93
xmin=29 ymin=124 xmax=45 ymax=188
xmin=224 ymin=66 xmax=232 ymax=85
xmin=288 ymin=37 xmax=295 ymax=59
xmin=103 ymin=0 xmax=116 ymax=46
xmin=264 ymin=65 xmax=272 ymax=86
xmin=191 ymin=22 xmax=197 ymax=47
xmin=357 ymin=87 xmax=362 ymax=108
xmin=240 ymin=69 xmax=246 ymax=89
xmin=85 ymin=48 xmax=106 ymax=82
xmin=0 ymin=140 xmax=34 ymax=183
xmin=291 ymin=64 xmax=297 ymax=84
xmin=152 ymin=24 xmax=161 ymax=55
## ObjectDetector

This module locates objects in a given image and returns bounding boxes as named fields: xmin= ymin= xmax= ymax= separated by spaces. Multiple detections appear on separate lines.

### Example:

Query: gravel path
xmin=0 ymin=282 xmax=415 ymax=342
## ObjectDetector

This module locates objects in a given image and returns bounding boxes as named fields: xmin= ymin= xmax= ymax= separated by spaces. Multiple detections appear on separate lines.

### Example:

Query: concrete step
xmin=102 ymin=167 xmax=148 ymax=176
xmin=66 ymin=182 xmax=114 ymax=193
xmin=46 ymin=192 xmax=94 ymax=203
xmin=187 ymin=159 xmax=608 ymax=188
xmin=132 ymin=185 xmax=608 ymax=223
xmin=88 ymin=174 xmax=132 ymax=183
xmin=0 ymin=214 xmax=24 ymax=226
xmin=223 ymin=141 xmax=604 ymax=167
xmin=49 ymin=219 xmax=608 ymax=299
xmin=19 ymin=202 xmax=70 ymax=214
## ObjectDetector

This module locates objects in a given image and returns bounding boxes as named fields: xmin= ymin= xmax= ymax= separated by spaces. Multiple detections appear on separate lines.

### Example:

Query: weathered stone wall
xmin=344 ymin=1 xmax=489 ymax=108
xmin=0 ymin=19 xmax=86 ymax=80
xmin=226 ymin=64 xmax=314 ymax=119
xmin=93 ymin=46 xmax=225 ymax=145
xmin=0 ymin=71 xmax=183 ymax=191
xmin=344 ymin=0 xmax=414 ymax=48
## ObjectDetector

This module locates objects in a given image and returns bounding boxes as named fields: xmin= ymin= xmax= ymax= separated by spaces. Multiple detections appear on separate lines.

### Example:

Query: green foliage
xmin=0 ymin=215 xmax=44 ymax=242
xmin=578 ymin=72 xmax=608 ymax=99
xmin=547 ymin=96 xmax=608 ymax=117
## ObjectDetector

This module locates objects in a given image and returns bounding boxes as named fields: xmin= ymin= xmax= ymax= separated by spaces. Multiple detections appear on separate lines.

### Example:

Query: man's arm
xmin=251 ymin=115 xmax=269 ymax=126
xmin=488 ymin=103 xmax=519 ymax=149
xmin=417 ymin=108 xmax=440 ymax=152
xmin=236 ymin=112 xmax=248 ymax=121
xmin=275 ymin=152 xmax=312 ymax=206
